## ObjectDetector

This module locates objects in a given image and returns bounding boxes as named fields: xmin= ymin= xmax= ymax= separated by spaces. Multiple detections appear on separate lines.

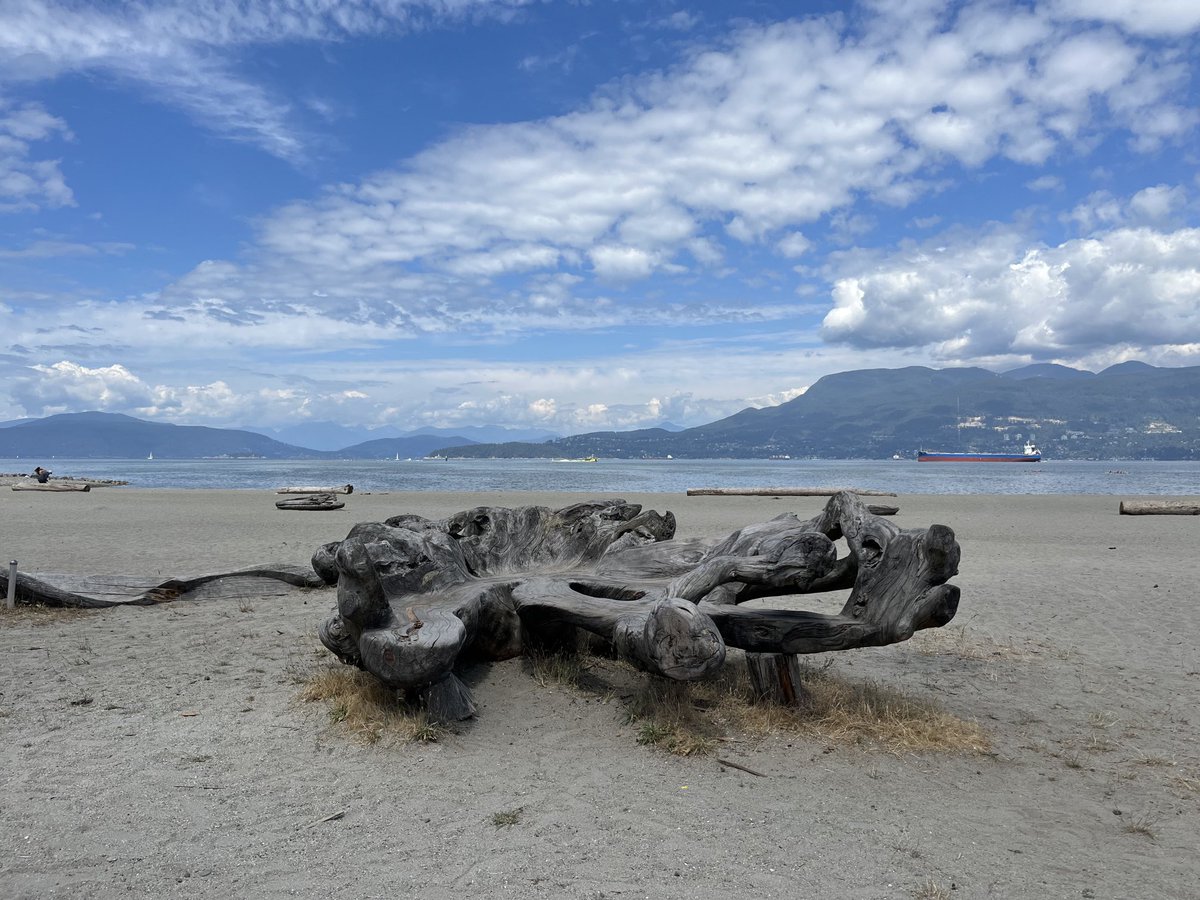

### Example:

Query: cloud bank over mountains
xmin=1 ymin=0 xmax=1198 ymax=432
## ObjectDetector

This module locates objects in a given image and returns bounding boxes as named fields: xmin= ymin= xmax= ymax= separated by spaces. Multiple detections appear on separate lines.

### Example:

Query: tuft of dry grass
xmin=1171 ymin=774 xmax=1198 ymax=794
xmin=490 ymin=807 xmax=524 ymax=827
xmin=298 ymin=665 xmax=446 ymax=745
xmin=1088 ymin=711 xmax=1120 ymax=729
xmin=625 ymin=679 xmax=719 ymax=757
xmin=1121 ymin=812 xmax=1157 ymax=839
xmin=699 ymin=660 xmax=991 ymax=756
xmin=525 ymin=650 xmax=587 ymax=689
xmin=913 ymin=878 xmax=952 ymax=900
xmin=0 ymin=603 xmax=94 ymax=626
xmin=909 ymin=625 xmax=1034 ymax=662
xmin=542 ymin=652 xmax=990 ymax=758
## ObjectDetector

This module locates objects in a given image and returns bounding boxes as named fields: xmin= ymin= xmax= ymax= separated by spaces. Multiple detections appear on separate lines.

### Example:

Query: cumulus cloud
xmin=1066 ymin=184 xmax=1190 ymax=231
xmin=14 ymin=361 xmax=154 ymax=413
xmin=821 ymin=221 xmax=1200 ymax=361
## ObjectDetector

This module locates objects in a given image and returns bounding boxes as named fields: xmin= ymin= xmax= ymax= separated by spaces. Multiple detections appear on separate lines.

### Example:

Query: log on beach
xmin=12 ymin=482 xmax=91 ymax=492
xmin=686 ymin=487 xmax=897 ymax=497
xmin=277 ymin=484 xmax=353 ymax=495
xmin=276 ymin=493 xmax=345 ymax=511
xmin=1119 ymin=499 xmax=1200 ymax=516
xmin=0 ymin=565 xmax=324 ymax=608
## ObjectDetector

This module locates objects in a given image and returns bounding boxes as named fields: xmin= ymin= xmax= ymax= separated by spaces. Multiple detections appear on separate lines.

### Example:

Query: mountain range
xmin=442 ymin=362 xmax=1200 ymax=460
xmin=3 ymin=362 xmax=1199 ymax=460
xmin=0 ymin=412 xmax=479 ymax=460
xmin=245 ymin=420 xmax=559 ymax=451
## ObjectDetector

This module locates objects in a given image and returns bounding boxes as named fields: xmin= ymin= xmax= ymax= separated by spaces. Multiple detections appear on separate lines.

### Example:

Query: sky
xmin=1 ymin=0 xmax=1198 ymax=436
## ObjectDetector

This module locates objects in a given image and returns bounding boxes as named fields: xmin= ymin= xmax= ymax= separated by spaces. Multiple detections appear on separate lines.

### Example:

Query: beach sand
xmin=2 ymin=488 xmax=1198 ymax=899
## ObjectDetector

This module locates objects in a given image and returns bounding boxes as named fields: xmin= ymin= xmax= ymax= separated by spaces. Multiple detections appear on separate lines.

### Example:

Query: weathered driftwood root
xmin=317 ymin=501 xmax=682 ymax=719
xmin=2 ymin=566 xmax=324 ymax=608
xmin=315 ymin=493 xmax=961 ymax=724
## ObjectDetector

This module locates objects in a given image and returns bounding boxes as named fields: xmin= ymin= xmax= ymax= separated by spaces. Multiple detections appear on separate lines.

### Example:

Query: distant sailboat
xmin=147 ymin=451 xmax=154 ymax=460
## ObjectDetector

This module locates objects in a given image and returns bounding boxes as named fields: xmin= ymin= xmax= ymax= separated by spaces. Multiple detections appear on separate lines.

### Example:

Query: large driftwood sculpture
xmin=316 ymin=493 xmax=960 ymax=723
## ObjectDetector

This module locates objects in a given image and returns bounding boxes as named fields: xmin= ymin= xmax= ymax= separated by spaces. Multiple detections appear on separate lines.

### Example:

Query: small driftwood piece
xmin=1 ymin=565 xmax=323 ymax=608
xmin=277 ymin=484 xmax=353 ymax=495
xmin=12 ymin=481 xmax=91 ymax=492
xmin=316 ymin=493 xmax=960 ymax=723
xmin=686 ymin=487 xmax=896 ymax=497
xmin=1119 ymin=499 xmax=1200 ymax=516
xmin=276 ymin=493 xmax=345 ymax=511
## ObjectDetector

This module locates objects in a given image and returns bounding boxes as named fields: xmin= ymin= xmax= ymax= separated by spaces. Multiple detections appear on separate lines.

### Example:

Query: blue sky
xmin=1 ymin=0 xmax=1198 ymax=435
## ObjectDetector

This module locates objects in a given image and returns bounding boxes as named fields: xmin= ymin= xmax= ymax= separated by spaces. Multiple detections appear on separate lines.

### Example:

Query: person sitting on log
xmin=33 ymin=466 xmax=51 ymax=483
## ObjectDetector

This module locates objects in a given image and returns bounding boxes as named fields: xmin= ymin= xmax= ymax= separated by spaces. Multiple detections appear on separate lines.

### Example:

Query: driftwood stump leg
xmin=420 ymin=673 xmax=478 ymax=724
xmin=745 ymin=652 xmax=811 ymax=708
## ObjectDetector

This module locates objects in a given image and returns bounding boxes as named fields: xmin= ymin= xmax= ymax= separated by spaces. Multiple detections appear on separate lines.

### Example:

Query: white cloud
xmin=146 ymin=1 xmax=1197 ymax=320
xmin=589 ymin=245 xmax=659 ymax=280
xmin=15 ymin=361 xmax=154 ymax=413
xmin=746 ymin=386 xmax=808 ymax=408
xmin=1066 ymin=184 xmax=1190 ymax=231
xmin=776 ymin=232 xmax=812 ymax=258
xmin=0 ymin=97 xmax=72 ymax=211
xmin=822 ymin=219 xmax=1200 ymax=363
xmin=1128 ymin=184 xmax=1188 ymax=224
xmin=0 ymin=239 xmax=133 ymax=259
xmin=1052 ymin=0 xmax=1200 ymax=37
xmin=2 ymin=332 xmax=920 ymax=432
xmin=0 ymin=0 xmax=533 ymax=162
xmin=1026 ymin=175 xmax=1062 ymax=192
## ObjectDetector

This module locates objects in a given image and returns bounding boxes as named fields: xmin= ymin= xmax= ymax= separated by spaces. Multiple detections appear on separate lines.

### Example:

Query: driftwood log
xmin=316 ymin=493 xmax=960 ymax=722
xmin=1 ymin=565 xmax=324 ymax=608
xmin=1119 ymin=499 xmax=1200 ymax=516
xmin=278 ymin=484 xmax=354 ymax=495
xmin=277 ymin=493 xmax=345 ymax=511
xmin=12 ymin=482 xmax=91 ymax=492
xmin=687 ymin=487 xmax=896 ymax=497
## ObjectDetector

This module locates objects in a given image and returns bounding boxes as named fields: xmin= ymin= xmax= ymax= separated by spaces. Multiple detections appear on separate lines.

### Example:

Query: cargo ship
xmin=917 ymin=441 xmax=1041 ymax=463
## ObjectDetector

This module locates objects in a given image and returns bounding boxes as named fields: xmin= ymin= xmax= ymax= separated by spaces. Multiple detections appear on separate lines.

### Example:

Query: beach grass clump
xmin=490 ymin=807 xmax=524 ymax=827
xmin=574 ymin=654 xmax=990 ymax=757
xmin=625 ymin=678 xmax=719 ymax=757
xmin=1121 ymin=812 xmax=1157 ymax=839
xmin=700 ymin=660 xmax=992 ymax=755
xmin=913 ymin=878 xmax=952 ymax=899
xmin=908 ymin=624 xmax=1034 ymax=662
xmin=1171 ymin=774 xmax=1198 ymax=794
xmin=298 ymin=665 xmax=446 ymax=745
xmin=0 ymin=603 xmax=93 ymax=626
xmin=525 ymin=649 xmax=588 ymax=688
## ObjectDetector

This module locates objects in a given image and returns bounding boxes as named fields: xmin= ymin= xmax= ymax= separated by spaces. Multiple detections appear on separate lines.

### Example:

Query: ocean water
xmin=4 ymin=457 xmax=1197 ymax=495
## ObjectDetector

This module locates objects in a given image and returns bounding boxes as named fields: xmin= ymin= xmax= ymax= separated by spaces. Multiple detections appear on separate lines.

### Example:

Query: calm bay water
xmin=4 ymin=457 xmax=1197 ymax=495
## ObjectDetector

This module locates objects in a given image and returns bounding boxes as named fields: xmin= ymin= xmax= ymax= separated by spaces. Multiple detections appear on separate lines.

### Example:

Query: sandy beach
xmin=1 ymin=488 xmax=1197 ymax=899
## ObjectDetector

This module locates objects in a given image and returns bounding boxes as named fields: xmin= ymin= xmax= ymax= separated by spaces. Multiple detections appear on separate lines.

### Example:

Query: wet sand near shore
xmin=2 ymin=488 xmax=1197 ymax=899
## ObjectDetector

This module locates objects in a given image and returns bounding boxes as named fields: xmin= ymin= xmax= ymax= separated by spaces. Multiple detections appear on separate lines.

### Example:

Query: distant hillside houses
xmin=1145 ymin=421 xmax=1182 ymax=434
